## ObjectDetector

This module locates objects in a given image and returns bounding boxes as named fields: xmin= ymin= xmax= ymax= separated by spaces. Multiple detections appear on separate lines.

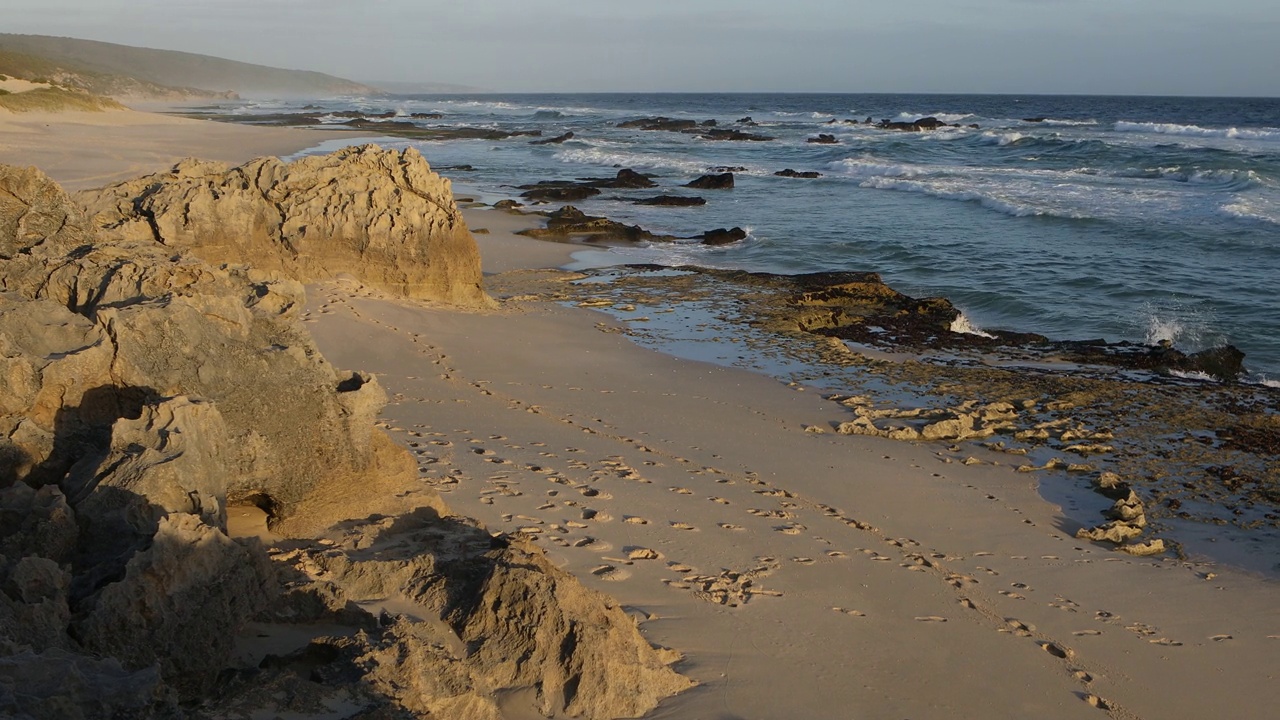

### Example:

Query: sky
xmin=5 ymin=0 xmax=1279 ymax=96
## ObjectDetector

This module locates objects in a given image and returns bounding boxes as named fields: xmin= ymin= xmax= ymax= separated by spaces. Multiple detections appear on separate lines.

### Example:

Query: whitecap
xmin=554 ymin=147 xmax=729 ymax=175
xmin=950 ymin=313 xmax=996 ymax=338
xmin=1115 ymin=121 xmax=1280 ymax=142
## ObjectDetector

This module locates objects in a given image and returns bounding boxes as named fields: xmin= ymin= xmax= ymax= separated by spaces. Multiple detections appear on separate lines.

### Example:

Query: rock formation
xmin=1 ymin=162 xmax=690 ymax=718
xmin=686 ymin=172 xmax=734 ymax=190
xmin=77 ymin=144 xmax=491 ymax=308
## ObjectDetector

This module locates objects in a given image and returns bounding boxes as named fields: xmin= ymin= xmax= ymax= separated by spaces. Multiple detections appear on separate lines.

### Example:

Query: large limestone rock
xmin=1 ymin=163 xmax=690 ymax=717
xmin=78 ymin=144 xmax=492 ymax=307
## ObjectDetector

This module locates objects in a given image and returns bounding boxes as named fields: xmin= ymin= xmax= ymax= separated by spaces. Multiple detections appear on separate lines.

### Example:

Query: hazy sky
xmin=6 ymin=0 xmax=1279 ymax=96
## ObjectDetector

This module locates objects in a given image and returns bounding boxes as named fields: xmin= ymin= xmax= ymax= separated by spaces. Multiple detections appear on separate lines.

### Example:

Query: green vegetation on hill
xmin=0 ymin=48 xmax=228 ymax=100
xmin=0 ymin=34 xmax=377 ymax=98
xmin=0 ymin=85 xmax=125 ymax=112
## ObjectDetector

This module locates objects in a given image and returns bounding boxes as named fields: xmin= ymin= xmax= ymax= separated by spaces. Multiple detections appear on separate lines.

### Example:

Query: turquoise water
xmin=264 ymin=92 xmax=1280 ymax=380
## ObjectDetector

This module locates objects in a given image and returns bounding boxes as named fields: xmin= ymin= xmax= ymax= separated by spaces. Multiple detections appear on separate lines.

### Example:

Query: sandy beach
xmin=0 ymin=104 xmax=352 ymax=190
xmin=4 ymin=107 xmax=1277 ymax=719
xmin=302 ymin=213 xmax=1280 ymax=719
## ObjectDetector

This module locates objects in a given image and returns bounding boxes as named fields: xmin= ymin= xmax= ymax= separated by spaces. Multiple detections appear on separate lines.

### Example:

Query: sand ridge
xmin=301 ymin=217 xmax=1280 ymax=718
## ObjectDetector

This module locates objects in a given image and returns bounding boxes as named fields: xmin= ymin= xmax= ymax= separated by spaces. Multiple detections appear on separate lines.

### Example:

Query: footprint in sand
xmin=832 ymin=607 xmax=866 ymax=617
xmin=1073 ymin=630 xmax=1103 ymax=636
xmin=1039 ymin=642 xmax=1072 ymax=659
xmin=667 ymin=562 xmax=694 ymax=573
xmin=827 ymin=551 xmax=848 ymax=558
xmin=709 ymin=497 xmax=730 ymax=505
xmin=718 ymin=523 xmax=746 ymax=531
xmin=915 ymin=616 xmax=948 ymax=623
xmin=1006 ymin=620 xmax=1035 ymax=636
xmin=591 ymin=565 xmax=630 ymax=581
xmin=1210 ymin=634 xmax=1234 ymax=641
xmin=791 ymin=557 xmax=816 ymax=565
xmin=1149 ymin=638 xmax=1183 ymax=647
xmin=999 ymin=591 xmax=1027 ymax=600
xmin=669 ymin=521 xmax=698 ymax=531
xmin=669 ymin=487 xmax=694 ymax=495
xmin=624 ymin=516 xmax=650 ymax=525
xmin=1083 ymin=694 xmax=1112 ymax=710
xmin=776 ymin=523 xmax=806 ymax=535
xmin=578 ymin=487 xmax=612 ymax=499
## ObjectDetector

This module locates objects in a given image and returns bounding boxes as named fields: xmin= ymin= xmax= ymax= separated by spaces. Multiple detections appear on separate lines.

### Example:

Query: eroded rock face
xmin=77 ymin=144 xmax=491 ymax=307
xmin=1 ymin=163 xmax=690 ymax=718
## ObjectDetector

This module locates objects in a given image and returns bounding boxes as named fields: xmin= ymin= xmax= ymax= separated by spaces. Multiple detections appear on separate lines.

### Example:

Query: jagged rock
xmin=775 ymin=169 xmax=822 ymax=178
xmin=0 ymin=648 xmax=175 ymax=719
xmin=699 ymin=227 xmax=748 ymax=246
xmin=1118 ymin=538 xmax=1166 ymax=556
xmin=686 ymin=173 xmax=734 ymax=190
xmin=247 ymin=509 xmax=692 ymax=720
xmin=2 ymin=162 xmax=692 ymax=718
xmin=921 ymin=415 xmax=981 ymax=441
xmin=530 ymin=131 xmax=575 ymax=145
xmin=77 ymin=145 xmax=491 ymax=307
xmin=77 ymin=514 xmax=271 ymax=700
xmin=1075 ymin=521 xmax=1145 ymax=544
xmin=807 ymin=134 xmax=838 ymax=144
xmin=517 ymin=206 xmax=672 ymax=244
xmin=521 ymin=184 xmax=601 ymax=203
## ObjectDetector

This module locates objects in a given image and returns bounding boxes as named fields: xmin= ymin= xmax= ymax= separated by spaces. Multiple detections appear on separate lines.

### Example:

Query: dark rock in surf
xmin=807 ymin=134 xmax=839 ymax=144
xmin=686 ymin=173 xmax=734 ymax=190
xmin=699 ymin=128 xmax=774 ymax=142
xmin=877 ymin=116 xmax=951 ymax=132
xmin=530 ymin=131 xmax=575 ymax=145
xmin=519 ymin=185 xmax=601 ymax=203
xmin=597 ymin=168 xmax=658 ymax=189
xmin=737 ymin=116 xmax=758 ymax=126
xmin=634 ymin=195 xmax=706 ymax=207
xmin=618 ymin=117 xmax=701 ymax=132
xmin=494 ymin=199 xmax=523 ymax=210
xmin=517 ymin=206 xmax=673 ymax=244
xmin=1023 ymin=117 xmax=1047 ymax=123
xmin=699 ymin=227 xmax=748 ymax=246
xmin=775 ymin=169 xmax=822 ymax=179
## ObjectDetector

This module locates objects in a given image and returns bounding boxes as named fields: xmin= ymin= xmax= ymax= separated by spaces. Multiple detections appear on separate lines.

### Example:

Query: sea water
xmin=270 ymin=92 xmax=1280 ymax=381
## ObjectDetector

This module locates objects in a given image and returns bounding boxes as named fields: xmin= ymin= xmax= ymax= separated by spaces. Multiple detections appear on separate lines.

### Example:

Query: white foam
xmin=950 ymin=313 xmax=996 ymax=338
xmin=1039 ymin=118 xmax=1099 ymax=127
xmin=891 ymin=112 xmax=973 ymax=125
xmin=1115 ymin=121 xmax=1280 ymax=142
xmin=1219 ymin=196 xmax=1280 ymax=226
xmin=554 ymin=147 xmax=728 ymax=175
xmin=1169 ymin=369 xmax=1217 ymax=383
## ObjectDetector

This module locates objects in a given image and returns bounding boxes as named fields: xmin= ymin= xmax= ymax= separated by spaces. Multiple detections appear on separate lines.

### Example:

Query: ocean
xmin=260 ymin=92 xmax=1280 ymax=382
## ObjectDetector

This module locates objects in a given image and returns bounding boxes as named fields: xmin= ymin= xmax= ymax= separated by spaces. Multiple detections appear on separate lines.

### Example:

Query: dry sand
xmin=0 ymin=104 xmax=354 ymax=191
xmin=301 ymin=214 xmax=1280 ymax=720
xmin=6 ymin=108 xmax=1277 ymax=719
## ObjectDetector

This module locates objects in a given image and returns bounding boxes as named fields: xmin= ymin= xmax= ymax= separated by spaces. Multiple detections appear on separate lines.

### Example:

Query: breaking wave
xmin=1115 ymin=121 xmax=1280 ymax=142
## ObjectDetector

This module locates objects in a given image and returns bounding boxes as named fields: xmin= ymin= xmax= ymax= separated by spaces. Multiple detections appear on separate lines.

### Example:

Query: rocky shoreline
xmin=0 ymin=149 xmax=690 ymax=718
xmin=484 ymin=262 xmax=1279 ymax=570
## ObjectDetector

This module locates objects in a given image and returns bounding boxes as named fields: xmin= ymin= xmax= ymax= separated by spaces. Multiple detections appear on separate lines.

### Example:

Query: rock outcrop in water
xmin=77 ymin=144 xmax=491 ymax=308
xmin=1 ymin=163 xmax=690 ymax=718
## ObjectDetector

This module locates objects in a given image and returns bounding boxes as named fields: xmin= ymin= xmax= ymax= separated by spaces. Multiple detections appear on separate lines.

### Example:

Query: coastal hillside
xmin=0 ymin=34 xmax=376 ymax=98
